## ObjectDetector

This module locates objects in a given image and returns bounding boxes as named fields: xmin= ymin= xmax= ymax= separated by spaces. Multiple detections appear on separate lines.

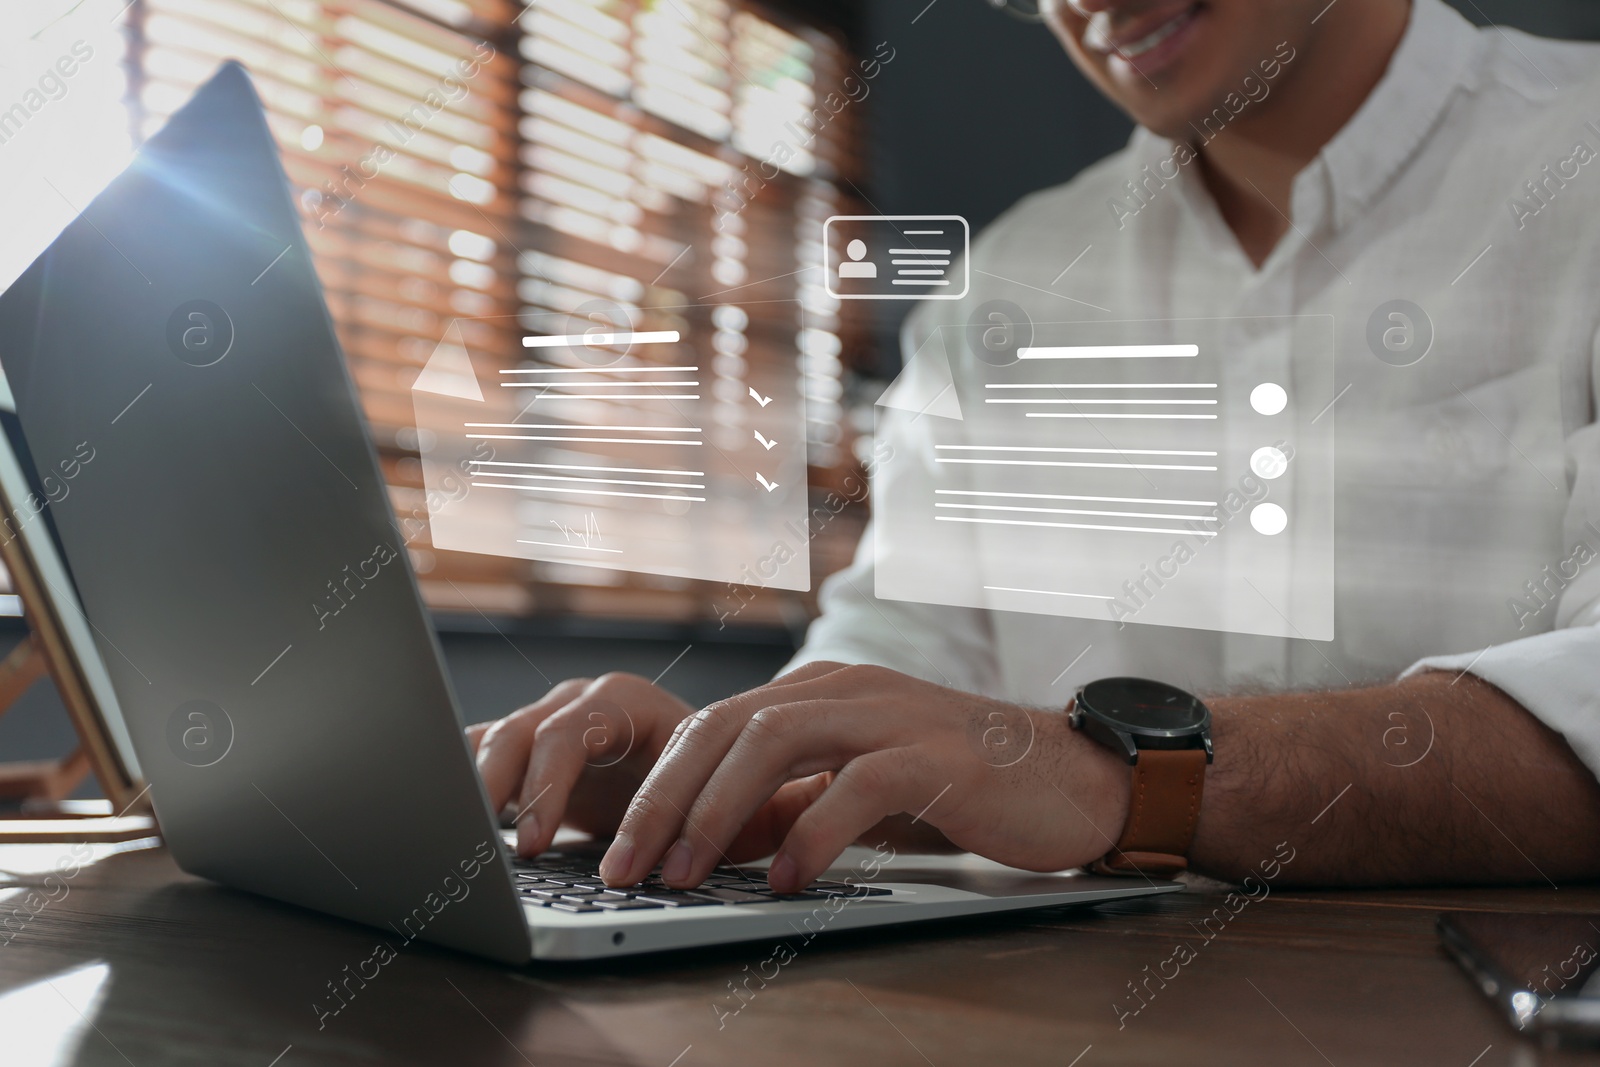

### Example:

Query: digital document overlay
xmin=412 ymin=317 xmax=809 ymax=590
xmin=873 ymin=315 xmax=1335 ymax=640
xmin=823 ymin=215 xmax=970 ymax=301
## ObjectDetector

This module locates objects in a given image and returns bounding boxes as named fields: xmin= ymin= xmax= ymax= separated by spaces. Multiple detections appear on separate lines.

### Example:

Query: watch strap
xmin=1091 ymin=748 xmax=1207 ymax=878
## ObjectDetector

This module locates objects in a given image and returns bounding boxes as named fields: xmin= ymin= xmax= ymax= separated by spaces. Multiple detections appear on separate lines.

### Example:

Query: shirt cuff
xmin=1403 ymin=626 xmax=1600 ymax=779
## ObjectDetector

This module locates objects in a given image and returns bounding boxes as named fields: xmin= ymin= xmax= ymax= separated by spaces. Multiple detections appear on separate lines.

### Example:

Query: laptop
xmin=0 ymin=62 xmax=1179 ymax=961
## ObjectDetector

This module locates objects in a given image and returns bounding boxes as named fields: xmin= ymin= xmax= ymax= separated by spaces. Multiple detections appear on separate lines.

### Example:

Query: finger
xmin=726 ymin=772 xmax=833 ymax=863
xmin=511 ymin=685 xmax=642 ymax=857
xmin=601 ymin=670 xmax=875 ymax=886
xmin=696 ymin=661 xmax=859 ymax=721
xmin=669 ymin=699 xmax=904 ymax=887
xmin=639 ymin=664 xmax=859 ymax=779
xmin=474 ymin=678 xmax=590 ymax=811
xmin=465 ymin=722 xmax=490 ymax=757
xmin=766 ymin=749 xmax=924 ymax=893
xmin=599 ymin=701 xmax=748 ymax=885
xmin=644 ymin=676 xmax=790 ymax=768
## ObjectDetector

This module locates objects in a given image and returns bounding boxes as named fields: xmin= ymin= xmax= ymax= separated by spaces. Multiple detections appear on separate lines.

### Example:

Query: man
xmin=471 ymin=0 xmax=1600 ymax=895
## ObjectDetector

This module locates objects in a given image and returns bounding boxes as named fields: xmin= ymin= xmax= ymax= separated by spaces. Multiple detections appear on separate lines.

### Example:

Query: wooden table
xmin=1 ymin=841 xmax=1596 ymax=1066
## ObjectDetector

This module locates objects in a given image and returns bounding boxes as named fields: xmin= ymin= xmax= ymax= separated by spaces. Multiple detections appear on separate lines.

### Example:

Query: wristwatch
xmin=1068 ymin=677 xmax=1212 ymax=878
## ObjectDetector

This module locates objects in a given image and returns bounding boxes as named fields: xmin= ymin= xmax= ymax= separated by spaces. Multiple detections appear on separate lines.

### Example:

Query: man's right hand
xmin=466 ymin=673 xmax=697 ymax=858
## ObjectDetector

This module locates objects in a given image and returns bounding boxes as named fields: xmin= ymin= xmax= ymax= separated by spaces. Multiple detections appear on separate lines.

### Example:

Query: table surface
xmin=1 ymin=841 xmax=1597 ymax=1067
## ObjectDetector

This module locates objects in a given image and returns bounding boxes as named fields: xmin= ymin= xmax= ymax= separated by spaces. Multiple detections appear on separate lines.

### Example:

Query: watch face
xmin=1080 ymin=677 xmax=1208 ymax=734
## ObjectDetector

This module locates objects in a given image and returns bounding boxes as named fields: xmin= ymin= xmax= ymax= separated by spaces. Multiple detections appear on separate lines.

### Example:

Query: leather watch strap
xmin=1091 ymin=748 xmax=1207 ymax=878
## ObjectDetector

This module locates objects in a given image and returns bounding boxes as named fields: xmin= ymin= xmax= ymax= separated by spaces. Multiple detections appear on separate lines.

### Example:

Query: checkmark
xmin=748 ymin=387 xmax=773 ymax=407
xmin=756 ymin=473 xmax=779 ymax=492
xmin=754 ymin=430 xmax=777 ymax=450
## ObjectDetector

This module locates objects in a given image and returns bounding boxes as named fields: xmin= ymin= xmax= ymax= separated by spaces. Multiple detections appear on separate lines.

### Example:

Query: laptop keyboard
xmin=513 ymin=851 xmax=892 ymax=913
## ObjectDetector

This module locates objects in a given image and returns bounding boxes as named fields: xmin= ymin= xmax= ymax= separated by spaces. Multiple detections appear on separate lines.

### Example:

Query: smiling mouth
xmin=1086 ymin=2 xmax=1203 ymax=59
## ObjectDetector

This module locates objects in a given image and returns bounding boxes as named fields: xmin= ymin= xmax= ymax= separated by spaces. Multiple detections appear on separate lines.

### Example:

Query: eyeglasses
xmin=983 ymin=0 xmax=1046 ymax=22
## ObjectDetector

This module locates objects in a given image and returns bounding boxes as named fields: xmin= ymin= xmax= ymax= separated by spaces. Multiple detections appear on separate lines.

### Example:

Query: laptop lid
xmin=0 ymin=61 xmax=531 ymax=963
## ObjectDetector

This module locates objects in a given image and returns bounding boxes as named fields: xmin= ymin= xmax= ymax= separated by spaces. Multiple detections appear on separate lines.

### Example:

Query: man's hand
xmin=596 ymin=661 xmax=1132 ymax=894
xmin=467 ymin=673 xmax=697 ymax=858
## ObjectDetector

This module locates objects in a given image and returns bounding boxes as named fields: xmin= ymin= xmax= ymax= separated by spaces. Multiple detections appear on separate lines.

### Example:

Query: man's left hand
xmin=597 ymin=661 xmax=1132 ymax=893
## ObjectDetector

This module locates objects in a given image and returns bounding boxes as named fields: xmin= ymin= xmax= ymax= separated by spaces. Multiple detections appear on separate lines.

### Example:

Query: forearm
xmin=1188 ymin=670 xmax=1600 ymax=886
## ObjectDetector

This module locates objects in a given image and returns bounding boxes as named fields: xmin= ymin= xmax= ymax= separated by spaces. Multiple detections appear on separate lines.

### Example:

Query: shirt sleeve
xmin=780 ymin=514 xmax=1000 ymax=693
xmin=781 ymin=312 xmax=1000 ymax=694
xmin=1403 ymin=334 xmax=1600 ymax=779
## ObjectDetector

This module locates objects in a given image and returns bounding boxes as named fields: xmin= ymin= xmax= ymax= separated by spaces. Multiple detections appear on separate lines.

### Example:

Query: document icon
xmin=873 ymin=315 xmax=1336 ymax=640
xmin=409 ymin=316 xmax=811 ymax=591
xmin=824 ymin=215 xmax=969 ymax=300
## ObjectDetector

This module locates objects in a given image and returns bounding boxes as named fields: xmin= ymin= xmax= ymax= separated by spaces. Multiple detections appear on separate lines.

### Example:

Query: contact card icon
xmin=823 ymin=215 xmax=970 ymax=300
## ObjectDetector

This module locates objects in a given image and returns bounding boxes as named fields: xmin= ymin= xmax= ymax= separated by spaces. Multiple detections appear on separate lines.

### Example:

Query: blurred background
xmin=1 ymin=0 xmax=1597 ymax=790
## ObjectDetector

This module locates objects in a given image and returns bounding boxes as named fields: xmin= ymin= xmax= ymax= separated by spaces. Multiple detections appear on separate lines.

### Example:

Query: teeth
xmin=1107 ymin=7 xmax=1194 ymax=58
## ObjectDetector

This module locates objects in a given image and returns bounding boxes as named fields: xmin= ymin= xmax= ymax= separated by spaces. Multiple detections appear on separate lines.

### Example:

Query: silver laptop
xmin=0 ymin=62 xmax=1178 ymax=961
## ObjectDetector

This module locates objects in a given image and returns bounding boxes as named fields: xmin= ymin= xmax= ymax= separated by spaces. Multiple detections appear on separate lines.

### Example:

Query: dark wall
xmin=861 ymin=2 xmax=1128 ymax=237
xmin=1452 ymin=0 xmax=1600 ymax=37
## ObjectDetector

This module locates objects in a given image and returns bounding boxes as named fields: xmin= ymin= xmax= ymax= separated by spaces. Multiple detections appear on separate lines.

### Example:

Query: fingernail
xmin=661 ymin=839 xmax=693 ymax=884
xmin=515 ymin=814 xmax=541 ymax=854
xmin=768 ymin=851 xmax=797 ymax=894
xmin=600 ymin=832 xmax=633 ymax=884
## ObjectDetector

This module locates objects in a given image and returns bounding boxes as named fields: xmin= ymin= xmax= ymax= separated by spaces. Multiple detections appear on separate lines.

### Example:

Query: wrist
xmin=1084 ymin=725 xmax=1135 ymax=842
xmin=1050 ymin=709 xmax=1133 ymax=861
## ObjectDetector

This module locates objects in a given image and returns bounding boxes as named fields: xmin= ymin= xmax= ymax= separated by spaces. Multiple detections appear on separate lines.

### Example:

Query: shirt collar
xmin=1318 ymin=0 xmax=1484 ymax=232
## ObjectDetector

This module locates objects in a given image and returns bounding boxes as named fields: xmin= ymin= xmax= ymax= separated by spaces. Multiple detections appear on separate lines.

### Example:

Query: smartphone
xmin=1438 ymin=911 xmax=1600 ymax=1043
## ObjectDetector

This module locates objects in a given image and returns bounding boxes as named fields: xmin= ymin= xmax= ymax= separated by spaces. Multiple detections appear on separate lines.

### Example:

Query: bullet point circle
xmin=1250 ymin=382 xmax=1287 ymax=416
xmin=1250 ymin=502 xmax=1288 ymax=536
xmin=1250 ymin=446 xmax=1288 ymax=479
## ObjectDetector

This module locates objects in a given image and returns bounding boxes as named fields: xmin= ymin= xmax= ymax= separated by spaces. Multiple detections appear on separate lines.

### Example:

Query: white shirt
xmin=788 ymin=0 xmax=1600 ymax=780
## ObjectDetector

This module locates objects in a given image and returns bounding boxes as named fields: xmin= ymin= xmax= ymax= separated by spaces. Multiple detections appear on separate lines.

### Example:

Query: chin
xmin=1130 ymin=100 xmax=1216 ymax=141
xmin=1104 ymin=43 xmax=1295 ymax=142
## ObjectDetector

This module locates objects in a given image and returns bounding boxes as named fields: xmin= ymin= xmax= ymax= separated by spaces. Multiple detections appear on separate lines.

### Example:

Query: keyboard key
xmin=687 ymin=887 xmax=773 ymax=904
xmin=710 ymin=881 xmax=777 ymax=893
xmin=548 ymin=901 xmax=603 ymax=913
xmin=635 ymin=894 xmax=723 ymax=908
xmin=811 ymin=884 xmax=892 ymax=898
xmin=593 ymin=898 xmax=667 ymax=910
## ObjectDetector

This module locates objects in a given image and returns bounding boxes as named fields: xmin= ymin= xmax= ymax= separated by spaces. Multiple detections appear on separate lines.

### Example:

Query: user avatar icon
xmin=838 ymin=239 xmax=876 ymax=279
